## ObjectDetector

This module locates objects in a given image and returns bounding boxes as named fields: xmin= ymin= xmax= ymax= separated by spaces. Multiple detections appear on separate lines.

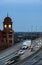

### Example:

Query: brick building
xmin=0 ymin=16 xmax=14 ymax=51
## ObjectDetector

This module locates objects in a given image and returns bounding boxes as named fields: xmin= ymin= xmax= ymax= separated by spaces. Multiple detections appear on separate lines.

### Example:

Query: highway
xmin=0 ymin=39 xmax=42 ymax=65
xmin=14 ymin=47 xmax=42 ymax=65
xmin=0 ymin=48 xmax=34 ymax=65
xmin=0 ymin=46 xmax=39 ymax=65
xmin=0 ymin=42 xmax=22 ymax=59
xmin=0 ymin=43 xmax=22 ymax=65
xmin=20 ymin=48 xmax=42 ymax=65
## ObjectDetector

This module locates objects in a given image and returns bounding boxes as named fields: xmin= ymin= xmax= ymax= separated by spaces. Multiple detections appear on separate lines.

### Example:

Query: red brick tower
xmin=3 ymin=16 xmax=14 ymax=47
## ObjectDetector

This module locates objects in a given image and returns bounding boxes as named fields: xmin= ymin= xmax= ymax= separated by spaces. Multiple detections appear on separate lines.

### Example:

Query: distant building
xmin=0 ymin=16 xmax=14 ymax=51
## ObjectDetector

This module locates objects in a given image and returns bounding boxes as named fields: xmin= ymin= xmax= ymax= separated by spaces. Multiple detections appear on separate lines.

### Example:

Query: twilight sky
xmin=0 ymin=0 xmax=42 ymax=32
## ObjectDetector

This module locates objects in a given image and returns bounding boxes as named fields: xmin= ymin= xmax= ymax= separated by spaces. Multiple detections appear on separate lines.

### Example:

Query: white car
xmin=17 ymin=50 xmax=25 ymax=55
xmin=22 ymin=45 xmax=28 ymax=49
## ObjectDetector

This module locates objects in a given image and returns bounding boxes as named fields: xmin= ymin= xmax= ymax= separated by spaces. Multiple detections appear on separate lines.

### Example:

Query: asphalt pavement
xmin=19 ymin=48 xmax=42 ymax=65
xmin=0 ymin=42 xmax=22 ymax=65
xmin=0 ymin=39 xmax=42 ymax=65
xmin=0 ymin=42 xmax=22 ymax=59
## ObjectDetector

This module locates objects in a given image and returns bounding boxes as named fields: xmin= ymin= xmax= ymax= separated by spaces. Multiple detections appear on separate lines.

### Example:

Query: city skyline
xmin=0 ymin=0 xmax=42 ymax=32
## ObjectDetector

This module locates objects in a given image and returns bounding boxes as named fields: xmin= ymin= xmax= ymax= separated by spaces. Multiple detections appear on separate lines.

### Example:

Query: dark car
xmin=5 ymin=55 xmax=20 ymax=65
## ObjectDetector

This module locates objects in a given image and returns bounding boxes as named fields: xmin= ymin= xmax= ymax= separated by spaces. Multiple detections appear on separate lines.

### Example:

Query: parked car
xmin=5 ymin=55 xmax=20 ymax=65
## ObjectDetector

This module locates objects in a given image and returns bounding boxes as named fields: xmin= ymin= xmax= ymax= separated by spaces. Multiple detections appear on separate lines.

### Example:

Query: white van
xmin=22 ymin=40 xmax=31 ymax=49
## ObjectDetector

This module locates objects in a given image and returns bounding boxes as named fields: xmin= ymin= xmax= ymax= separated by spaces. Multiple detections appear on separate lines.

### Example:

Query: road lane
xmin=0 ymin=42 xmax=22 ymax=59
xmin=11 ymin=47 xmax=41 ymax=65
xmin=0 ymin=43 xmax=22 ymax=65
xmin=19 ymin=48 xmax=42 ymax=65
xmin=0 ymin=39 xmax=42 ymax=65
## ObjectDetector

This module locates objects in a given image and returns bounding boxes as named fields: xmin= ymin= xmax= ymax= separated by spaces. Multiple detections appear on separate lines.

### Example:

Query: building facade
xmin=0 ymin=16 xmax=14 ymax=51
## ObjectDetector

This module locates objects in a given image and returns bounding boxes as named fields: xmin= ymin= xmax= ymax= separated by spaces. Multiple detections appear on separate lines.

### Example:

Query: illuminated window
xmin=9 ymin=25 xmax=11 ymax=28
xmin=4 ymin=25 xmax=7 ymax=28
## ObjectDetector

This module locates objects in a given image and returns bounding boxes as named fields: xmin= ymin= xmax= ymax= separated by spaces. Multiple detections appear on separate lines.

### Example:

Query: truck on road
xmin=21 ymin=40 xmax=31 ymax=49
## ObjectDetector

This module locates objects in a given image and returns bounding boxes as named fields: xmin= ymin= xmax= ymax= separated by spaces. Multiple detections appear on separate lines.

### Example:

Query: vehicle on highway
xmin=16 ymin=49 xmax=25 ymax=55
xmin=18 ymin=50 xmax=25 ymax=55
xmin=5 ymin=55 xmax=20 ymax=65
xmin=21 ymin=40 xmax=31 ymax=49
xmin=22 ymin=45 xmax=28 ymax=49
xmin=35 ymin=45 xmax=39 ymax=48
xmin=34 ymin=43 xmax=40 ymax=48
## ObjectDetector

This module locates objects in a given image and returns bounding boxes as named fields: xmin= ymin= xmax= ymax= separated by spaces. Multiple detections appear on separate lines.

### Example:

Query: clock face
xmin=4 ymin=24 xmax=7 ymax=28
xmin=9 ymin=25 xmax=11 ymax=28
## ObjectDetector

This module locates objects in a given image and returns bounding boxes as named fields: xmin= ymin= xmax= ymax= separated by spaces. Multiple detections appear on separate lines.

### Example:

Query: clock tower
xmin=3 ymin=16 xmax=12 ymax=31
xmin=3 ymin=16 xmax=14 ymax=47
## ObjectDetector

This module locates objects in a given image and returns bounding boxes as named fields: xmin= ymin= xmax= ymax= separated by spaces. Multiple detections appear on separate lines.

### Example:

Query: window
xmin=3 ymin=32 xmax=6 ymax=34
xmin=8 ymin=25 xmax=11 ymax=28
xmin=9 ymin=40 xmax=12 ymax=43
xmin=9 ymin=35 xmax=12 ymax=38
xmin=9 ymin=32 xmax=12 ymax=34
xmin=3 ymin=36 xmax=6 ymax=38
xmin=4 ymin=24 xmax=7 ymax=28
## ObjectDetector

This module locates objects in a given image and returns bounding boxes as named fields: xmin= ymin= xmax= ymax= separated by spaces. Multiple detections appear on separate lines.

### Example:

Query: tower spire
xmin=7 ymin=13 xmax=8 ymax=17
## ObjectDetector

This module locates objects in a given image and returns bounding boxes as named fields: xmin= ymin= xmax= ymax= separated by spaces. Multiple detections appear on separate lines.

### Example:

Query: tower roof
xmin=4 ymin=16 xmax=12 ymax=23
